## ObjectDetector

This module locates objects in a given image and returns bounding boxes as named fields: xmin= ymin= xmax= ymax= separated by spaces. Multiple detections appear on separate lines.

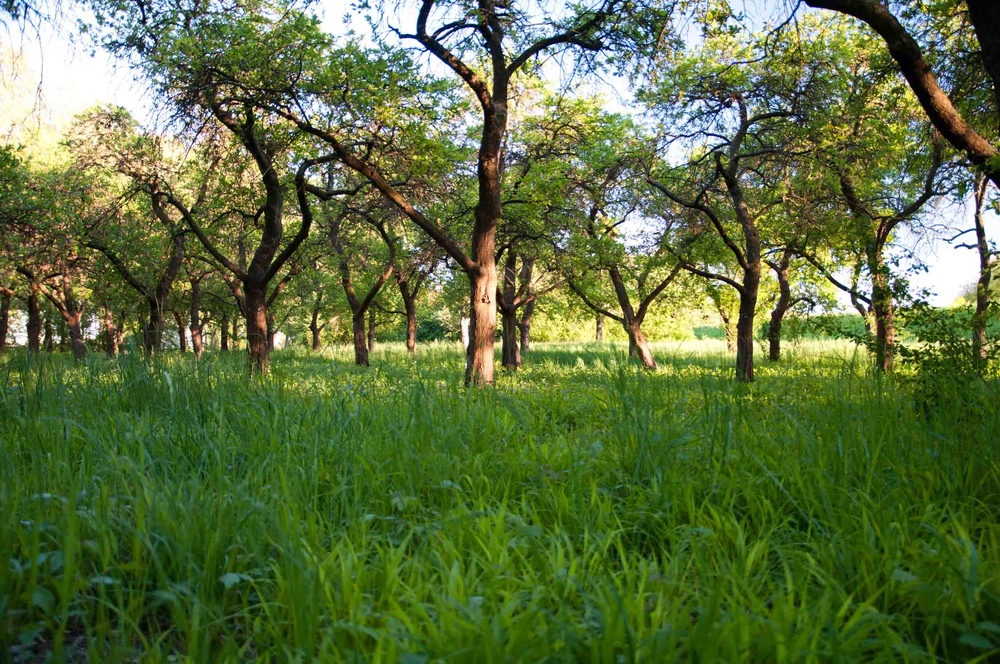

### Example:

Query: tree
xmin=70 ymin=122 xmax=190 ymax=353
xmin=646 ymin=17 xmax=824 ymax=381
xmin=273 ymin=0 xmax=631 ymax=384
xmin=802 ymin=0 xmax=1000 ymax=187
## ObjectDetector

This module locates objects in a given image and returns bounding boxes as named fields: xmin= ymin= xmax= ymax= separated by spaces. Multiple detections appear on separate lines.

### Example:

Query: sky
xmin=1 ymin=2 xmax=996 ymax=308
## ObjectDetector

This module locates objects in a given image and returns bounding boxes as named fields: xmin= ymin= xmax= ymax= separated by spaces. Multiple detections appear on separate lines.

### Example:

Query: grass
xmin=1 ymin=340 xmax=999 ymax=662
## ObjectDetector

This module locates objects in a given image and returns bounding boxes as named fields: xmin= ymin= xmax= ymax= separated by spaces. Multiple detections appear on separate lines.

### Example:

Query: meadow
xmin=1 ymin=340 xmax=999 ymax=662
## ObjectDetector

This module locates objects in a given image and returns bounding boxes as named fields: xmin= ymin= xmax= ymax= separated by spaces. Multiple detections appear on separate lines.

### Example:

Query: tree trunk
xmin=367 ymin=307 xmax=377 ymax=354
xmin=519 ymin=298 xmax=534 ymax=353
xmin=310 ymin=308 xmax=322 ymax=352
xmin=220 ymin=313 xmax=230 ymax=352
xmin=404 ymin=296 xmax=417 ymax=355
xmin=608 ymin=264 xmax=655 ymax=369
xmin=143 ymin=298 xmax=166 ymax=355
xmin=189 ymin=279 xmax=204 ymax=359
xmin=173 ymin=311 xmax=188 ymax=353
xmin=965 ymin=0 xmax=1000 ymax=135
xmin=972 ymin=174 xmax=991 ymax=363
xmin=353 ymin=313 xmax=369 ymax=367
xmin=103 ymin=309 xmax=119 ymax=357
xmin=768 ymin=256 xmax=792 ymax=362
xmin=735 ymin=264 xmax=760 ymax=383
xmin=26 ymin=290 xmax=41 ymax=353
xmin=232 ymin=315 xmax=240 ymax=348
xmin=595 ymin=313 xmax=604 ymax=341
xmin=66 ymin=313 xmax=87 ymax=361
xmin=867 ymin=243 xmax=894 ymax=373
xmin=43 ymin=316 xmax=54 ymax=352
xmin=500 ymin=307 xmax=521 ymax=369
xmin=626 ymin=320 xmax=656 ymax=369
xmin=0 ymin=291 xmax=10 ymax=353
xmin=244 ymin=284 xmax=269 ymax=373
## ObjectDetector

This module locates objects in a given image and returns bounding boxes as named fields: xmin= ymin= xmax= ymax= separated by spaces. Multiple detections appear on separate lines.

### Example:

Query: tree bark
xmin=867 ymin=242 xmax=895 ymax=373
xmin=367 ymin=307 xmax=377 ymax=354
xmin=66 ymin=313 xmax=87 ymax=361
xmin=173 ymin=310 xmax=188 ymax=353
xmin=352 ymin=313 xmax=369 ymax=367
xmin=609 ymin=265 xmax=656 ymax=369
xmin=43 ymin=316 xmax=54 ymax=352
xmin=310 ymin=307 xmax=323 ymax=352
xmin=972 ymin=174 xmax=992 ymax=362
xmin=500 ymin=307 xmax=521 ymax=369
xmin=221 ymin=313 xmax=230 ymax=352
xmin=0 ymin=290 xmax=10 ymax=354
xmin=499 ymin=251 xmax=520 ymax=369
xmin=626 ymin=320 xmax=656 ymax=369
xmin=767 ymin=252 xmax=793 ymax=362
xmin=404 ymin=296 xmax=417 ymax=354
xmin=103 ymin=308 xmax=119 ymax=357
xmin=266 ymin=314 xmax=276 ymax=352
xmin=26 ymin=285 xmax=41 ymax=353
xmin=595 ymin=313 xmax=604 ymax=341
xmin=735 ymin=264 xmax=760 ymax=382
xmin=519 ymin=298 xmax=535 ymax=353
xmin=244 ymin=283 xmax=269 ymax=373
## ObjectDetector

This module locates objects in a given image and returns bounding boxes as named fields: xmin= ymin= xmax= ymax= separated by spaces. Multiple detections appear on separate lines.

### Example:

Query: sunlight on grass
xmin=1 ymin=342 xmax=998 ymax=661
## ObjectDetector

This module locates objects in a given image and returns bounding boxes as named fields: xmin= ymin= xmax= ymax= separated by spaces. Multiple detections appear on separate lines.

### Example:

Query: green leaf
xmin=891 ymin=568 xmax=917 ymax=583
xmin=959 ymin=632 xmax=995 ymax=651
xmin=31 ymin=587 xmax=55 ymax=614
xmin=219 ymin=572 xmax=252 ymax=589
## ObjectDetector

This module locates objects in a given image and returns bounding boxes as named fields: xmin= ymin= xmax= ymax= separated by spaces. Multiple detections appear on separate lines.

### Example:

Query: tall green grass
xmin=1 ymin=341 xmax=998 ymax=662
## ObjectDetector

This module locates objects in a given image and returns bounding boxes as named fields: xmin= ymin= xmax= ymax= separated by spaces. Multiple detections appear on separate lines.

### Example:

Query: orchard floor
xmin=1 ymin=340 xmax=999 ymax=662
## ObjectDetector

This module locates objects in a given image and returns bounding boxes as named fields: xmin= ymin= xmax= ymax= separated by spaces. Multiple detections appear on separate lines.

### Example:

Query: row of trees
xmin=1 ymin=0 xmax=997 ymax=384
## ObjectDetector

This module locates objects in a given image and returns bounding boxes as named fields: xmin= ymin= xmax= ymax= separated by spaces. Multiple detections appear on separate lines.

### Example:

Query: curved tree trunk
xmin=626 ymin=320 xmax=656 ymax=369
xmin=767 ymin=254 xmax=792 ymax=362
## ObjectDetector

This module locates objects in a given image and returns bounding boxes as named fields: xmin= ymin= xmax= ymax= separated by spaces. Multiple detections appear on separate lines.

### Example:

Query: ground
xmin=1 ymin=340 xmax=998 ymax=661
